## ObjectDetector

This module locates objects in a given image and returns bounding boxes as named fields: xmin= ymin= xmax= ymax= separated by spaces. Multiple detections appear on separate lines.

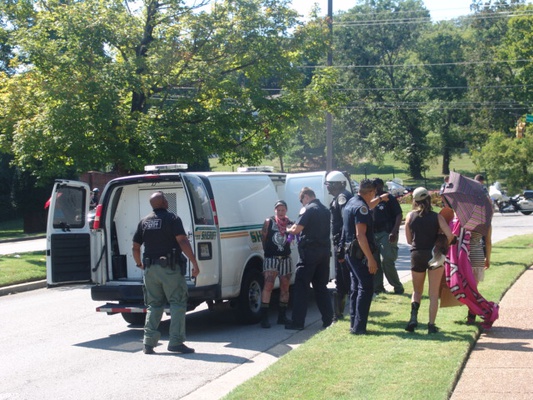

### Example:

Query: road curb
xmin=0 ymin=235 xmax=46 ymax=244
xmin=0 ymin=280 xmax=47 ymax=297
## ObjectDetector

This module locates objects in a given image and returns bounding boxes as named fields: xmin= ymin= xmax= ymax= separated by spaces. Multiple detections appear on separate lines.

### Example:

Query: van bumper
xmin=91 ymin=283 xmax=220 ymax=302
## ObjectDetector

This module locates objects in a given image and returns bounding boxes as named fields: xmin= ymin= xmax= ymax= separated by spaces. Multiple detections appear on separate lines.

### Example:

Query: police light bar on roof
xmin=144 ymin=163 xmax=188 ymax=173
xmin=237 ymin=166 xmax=274 ymax=173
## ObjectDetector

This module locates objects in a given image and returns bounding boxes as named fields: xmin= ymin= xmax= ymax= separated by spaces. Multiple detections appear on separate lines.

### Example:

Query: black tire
xmin=121 ymin=312 xmax=146 ymax=326
xmin=236 ymin=268 xmax=264 ymax=324
xmin=520 ymin=211 xmax=532 ymax=215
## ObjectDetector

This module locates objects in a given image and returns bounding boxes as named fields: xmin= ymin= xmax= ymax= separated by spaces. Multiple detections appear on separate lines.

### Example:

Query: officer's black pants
xmin=347 ymin=254 xmax=374 ymax=333
xmin=291 ymin=246 xmax=333 ymax=327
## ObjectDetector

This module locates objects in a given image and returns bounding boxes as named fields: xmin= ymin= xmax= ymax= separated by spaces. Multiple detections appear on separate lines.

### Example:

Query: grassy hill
xmin=211 ymin=153 xmax=479 ymax=192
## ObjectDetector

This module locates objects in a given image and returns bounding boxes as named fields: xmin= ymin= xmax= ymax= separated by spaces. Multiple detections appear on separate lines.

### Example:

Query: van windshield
xmin=183 ymin=175 xmax=214 ymax=225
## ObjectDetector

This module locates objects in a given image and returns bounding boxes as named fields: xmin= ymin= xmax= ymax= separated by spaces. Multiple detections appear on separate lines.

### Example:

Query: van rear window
xmin=53 ymin=186 xmax=86 ymax=229
xmin=183 ymin=175 xmax=214 ymax=225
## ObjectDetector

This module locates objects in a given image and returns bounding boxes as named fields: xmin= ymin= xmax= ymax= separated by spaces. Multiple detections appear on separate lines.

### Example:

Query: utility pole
xmin=326 ymin=0 xmax=333 ymax=171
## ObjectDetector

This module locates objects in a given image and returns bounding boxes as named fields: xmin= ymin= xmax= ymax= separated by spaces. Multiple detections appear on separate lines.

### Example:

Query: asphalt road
xmin=0 ymin=237 xmax=46 ymax=255
xmin=0 ymin=213 xmax=532 ymax=399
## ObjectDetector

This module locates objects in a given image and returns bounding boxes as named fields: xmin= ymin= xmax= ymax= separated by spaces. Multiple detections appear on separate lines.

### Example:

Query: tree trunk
xmin=442 ymin=148 xmax=450 ymax=175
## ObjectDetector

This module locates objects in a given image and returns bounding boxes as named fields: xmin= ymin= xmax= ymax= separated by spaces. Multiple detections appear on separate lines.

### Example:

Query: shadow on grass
xmin=365 ymin=317 xmax=476 ymax=342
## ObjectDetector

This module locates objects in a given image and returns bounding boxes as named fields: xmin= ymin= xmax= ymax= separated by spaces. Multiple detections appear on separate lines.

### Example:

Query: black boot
xmin=405 ymin=302 xmax=420 ymax=332
xmin=338 ymin=295 xmax=347 ymax=320
xmin=332 ymin=290 xmax=340 ymax=321
xmin=466 ymin=311 xmax=476 ymax=325
xmin=277 ymin=302 xmax=291 ymax=325
xmin=260 ymin=303 xmax=271 ymax=328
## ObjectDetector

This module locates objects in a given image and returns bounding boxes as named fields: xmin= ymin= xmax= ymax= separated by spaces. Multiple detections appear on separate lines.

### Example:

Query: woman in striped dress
xmin=467 ymin=227 xmax=492 ymax=324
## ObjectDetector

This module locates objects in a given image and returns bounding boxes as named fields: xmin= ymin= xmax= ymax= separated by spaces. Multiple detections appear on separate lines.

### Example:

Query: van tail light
xmin=93 ymin=204 xmax=103 ymax=229
xmin=210 ymin=199 xmax=218 ymax=225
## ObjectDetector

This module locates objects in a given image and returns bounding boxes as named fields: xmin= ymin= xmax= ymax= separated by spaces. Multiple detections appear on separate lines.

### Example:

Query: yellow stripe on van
xmin=220 ymin=231 xmax=250 ymax=239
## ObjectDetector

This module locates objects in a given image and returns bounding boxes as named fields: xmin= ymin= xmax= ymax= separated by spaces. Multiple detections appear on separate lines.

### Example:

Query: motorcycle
xmin=489 ymin=183 xmax=533 ymax=215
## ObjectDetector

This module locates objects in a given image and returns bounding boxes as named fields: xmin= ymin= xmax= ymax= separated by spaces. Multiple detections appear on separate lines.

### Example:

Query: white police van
xmin=46 ymin=164 xmax=351 ymax=325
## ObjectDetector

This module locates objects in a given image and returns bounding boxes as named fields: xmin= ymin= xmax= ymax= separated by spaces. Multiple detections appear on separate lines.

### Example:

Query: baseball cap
xmin=274 ymin=200 xmax=287 ymax=209
xmin=413 ymin=187 xmax=429 ymax=202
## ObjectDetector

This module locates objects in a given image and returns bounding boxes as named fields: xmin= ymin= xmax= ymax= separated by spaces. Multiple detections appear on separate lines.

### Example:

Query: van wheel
xmin=520 ymin=211 xmax=532 ymax=215
xmin=236 ymin=269 xmax=263 ymax=324
xmin=121 ymin=313 xmax=146 ymax=326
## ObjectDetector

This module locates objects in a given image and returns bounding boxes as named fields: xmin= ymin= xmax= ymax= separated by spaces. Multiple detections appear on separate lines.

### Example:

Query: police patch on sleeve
xmin=338 ymin=194 xmax=347 ymax=206
xmin=299 ymin=206 xmax=307 ymax=215
xmin=360 ymin=206 xmax=369 ymax=215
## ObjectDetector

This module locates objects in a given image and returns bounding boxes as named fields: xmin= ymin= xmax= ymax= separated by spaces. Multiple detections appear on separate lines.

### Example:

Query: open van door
xmin=284 ymin=171 xmax=353 ymax=281
xmin=46 ymin=180 xmax=92 ymax=285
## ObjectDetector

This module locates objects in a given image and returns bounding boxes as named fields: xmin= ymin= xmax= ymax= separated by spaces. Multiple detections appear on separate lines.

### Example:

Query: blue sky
xmin=291 ymin=0 xmax=477 ymax=21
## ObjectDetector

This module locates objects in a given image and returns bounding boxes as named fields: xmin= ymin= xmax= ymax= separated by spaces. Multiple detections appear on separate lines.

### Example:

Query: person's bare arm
xmin=132 ymin=242 xmax=143 ymax=269
xmin=368 ymin=193 xmax=389 ymax=210
xmin=437 ymin=214 xmax=454 ymax=243
xmin=485 ymin=225 xmax=492 ymax=269
xmin=405 ymin=212 xmax=413 ymax=245
xmin=287 ymin=223 xmax=304 ymax=235
xmin=355 ymin=223 xmax=378 ymax=274
xmin=261 ymin=219 xmax=269 ymax=250
xmin=389 ymin=212 xmax=402 ymax=243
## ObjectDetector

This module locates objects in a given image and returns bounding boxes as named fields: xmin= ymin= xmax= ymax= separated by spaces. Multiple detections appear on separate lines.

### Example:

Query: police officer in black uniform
xmin=285 ymin=187 xmax=333 ymax=330
xmin=132 ymin=191 xmax=200 ymax=355
xmin=325 ymin=171 xmax=353 ymax=320
xmin=342 ymin=179 xmax=378 ymax=335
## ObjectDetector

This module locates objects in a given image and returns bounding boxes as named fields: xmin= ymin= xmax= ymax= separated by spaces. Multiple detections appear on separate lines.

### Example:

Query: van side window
xmin=183 ymin=175 xmax=214 ymax=225
xmin=53 ymin=186 xmax=86 ymax=229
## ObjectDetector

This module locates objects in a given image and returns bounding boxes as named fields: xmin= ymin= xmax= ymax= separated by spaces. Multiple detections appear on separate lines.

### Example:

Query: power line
xmin=332 ymin=84 xmax=533 ymax=92
xmin=334 ymin=10 xmax=533 ymax=27
xmin=299 ymin=59 xmax=532 ymax=69
xmin=341 ymin=105 xmax=527 ymax=110
xmin=258 ymin=84 xmax=533 ymax=92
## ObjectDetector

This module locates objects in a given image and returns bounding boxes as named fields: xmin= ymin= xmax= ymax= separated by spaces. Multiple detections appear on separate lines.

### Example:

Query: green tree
xmin=472 ymin=131 xmax=533 ymax=193
xmin=0 ymin=0 xmax=331 ymax=180
xmin=463 ymin=0 xmax=529 ymax=141
xmin=333 ymin=0 xmax=432 ymax=179
xmin=417 ymin=21 xmax=469 ymax=175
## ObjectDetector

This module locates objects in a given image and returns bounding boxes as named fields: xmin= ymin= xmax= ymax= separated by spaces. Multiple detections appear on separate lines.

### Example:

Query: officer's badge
xmin=338 ymin=194 xmax=347 ymax=206
xmin=360 ymin=206 xmax=369 ymax=215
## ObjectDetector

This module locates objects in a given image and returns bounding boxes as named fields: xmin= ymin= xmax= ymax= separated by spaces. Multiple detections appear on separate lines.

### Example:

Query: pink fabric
xmin=444 ymin=218 xmax=499 ymax=329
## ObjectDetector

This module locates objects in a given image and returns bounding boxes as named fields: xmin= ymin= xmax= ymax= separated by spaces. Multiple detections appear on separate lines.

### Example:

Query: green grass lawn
xmin=224 ymin=234 xmax=533 ymax=400
xmin=0 ymin=251 xmax=46 ymax=287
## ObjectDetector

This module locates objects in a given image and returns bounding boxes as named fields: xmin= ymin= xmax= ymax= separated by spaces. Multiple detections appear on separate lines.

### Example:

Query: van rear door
xmin=46 ymin=180 xmax=92 ymax=285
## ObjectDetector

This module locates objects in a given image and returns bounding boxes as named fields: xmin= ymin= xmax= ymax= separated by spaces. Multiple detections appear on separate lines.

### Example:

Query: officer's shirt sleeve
xmin=354 ymin=204 xmax=372 ymax=226
xmin=171 ymin=214 xmax=187 ymax=237
xmin=133 ymin=220 xmax=144 ymax=244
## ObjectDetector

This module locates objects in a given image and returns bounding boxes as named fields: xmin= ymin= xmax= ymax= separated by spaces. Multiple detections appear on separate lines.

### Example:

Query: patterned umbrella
xmin=443 ymin=171 xmax=493 ymax=236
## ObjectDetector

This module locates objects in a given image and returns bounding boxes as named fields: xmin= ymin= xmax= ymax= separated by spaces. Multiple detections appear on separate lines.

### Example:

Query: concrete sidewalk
xmin=451 ymin=265 xmax=533 ymax=400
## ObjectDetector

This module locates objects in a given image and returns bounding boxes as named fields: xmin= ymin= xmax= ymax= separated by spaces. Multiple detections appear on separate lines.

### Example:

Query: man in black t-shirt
xmin=372 ymin=178 xmax=404 ymax=295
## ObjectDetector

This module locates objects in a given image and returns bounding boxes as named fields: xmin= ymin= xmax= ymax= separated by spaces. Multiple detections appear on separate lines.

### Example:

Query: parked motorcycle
xmin=489 ymin=183 xmax=533 ymax=215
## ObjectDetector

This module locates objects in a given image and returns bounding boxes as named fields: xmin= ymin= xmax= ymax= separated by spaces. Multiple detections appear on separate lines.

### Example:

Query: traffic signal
xmin=516 ymin=121 xmax=526 ymax=138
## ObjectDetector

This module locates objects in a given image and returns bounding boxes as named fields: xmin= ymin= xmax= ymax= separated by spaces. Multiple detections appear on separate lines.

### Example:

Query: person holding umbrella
xmin=443 ymin=171 xmax=497 ymax=328
xmin=404 ymin=187 xmax=455 ymax=334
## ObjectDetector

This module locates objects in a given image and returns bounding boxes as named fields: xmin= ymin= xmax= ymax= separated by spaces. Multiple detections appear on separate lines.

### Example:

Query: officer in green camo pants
xmin=132 ymin=191 xmax=200 ymax=355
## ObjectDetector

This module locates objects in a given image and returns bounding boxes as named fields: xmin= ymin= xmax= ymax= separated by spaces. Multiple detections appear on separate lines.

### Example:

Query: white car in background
xmin=386 ymin=178 xmax=409 ymax=197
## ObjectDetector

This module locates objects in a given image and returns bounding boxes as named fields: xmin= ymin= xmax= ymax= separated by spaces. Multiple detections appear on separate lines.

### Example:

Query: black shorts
xmin=410 ymin=249 xmax=433 ymax=273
